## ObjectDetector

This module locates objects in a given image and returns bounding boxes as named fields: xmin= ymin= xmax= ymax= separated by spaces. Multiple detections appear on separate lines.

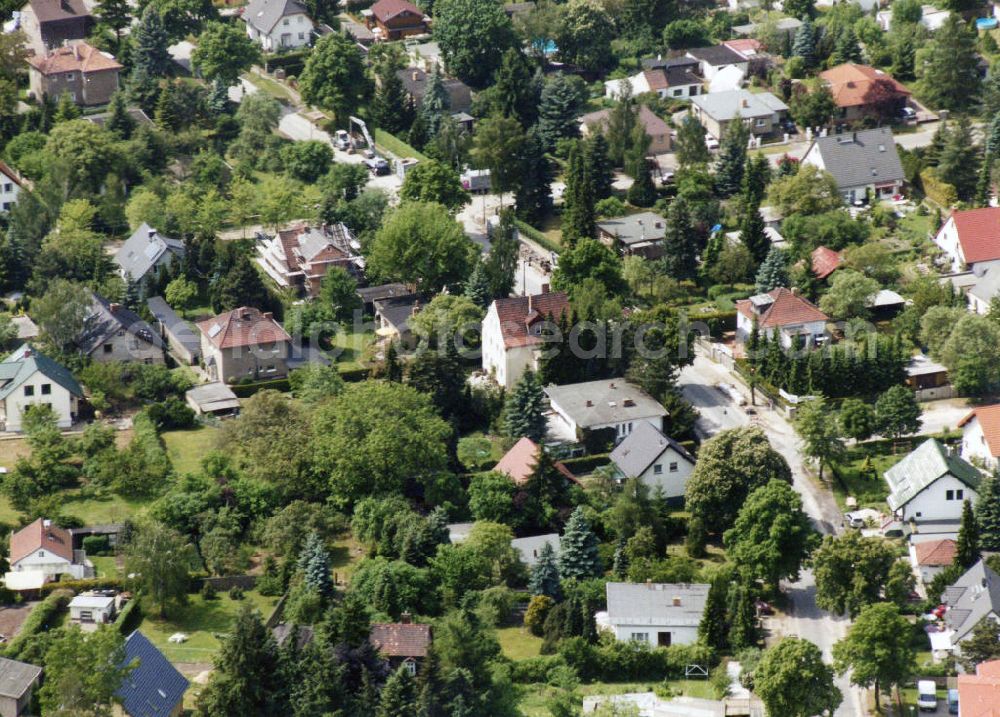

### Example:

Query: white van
xmin=917 ymin=680 xmax=938 ymax=712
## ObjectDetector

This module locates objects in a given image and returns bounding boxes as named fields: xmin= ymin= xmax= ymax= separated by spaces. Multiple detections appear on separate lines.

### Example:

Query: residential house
xmin=511 ymin=534 xmax=560 ymax=568
xmin=909 ymin=538 xmax=956 ymax=585
xmin=243 ymin=0 xmax=314 ymax=52
xmin=544 ymin=379 xmax=668 ymax=445
xmin=876 ymin=4 xmax=949 ymax=32
xmin=406 ymin=40 xmax=442 ymax=72
xmin=580 ymin=105 xmax=672 ymax=156
xmin=939 ymin=560 xmax=1000 ymax=656
xmin=9 ymin=316 xmax=37 ymax=343
xmin=69 ymin=593 xmax=116 ymax=625
xmin=364 ymin=0 xmax=428 ymax=41
xmin=481 ymin=290 xmax=570 ymax=389
xmin=0 ymin=162 xmax=23 ymax=213
xmin=185 ymin=382 xmax=240 ymax=418
xmin=958 ymin=659 xmax=1000 ymax=716
xmin=732 ymin=17 xmax=803 ymax=40
xmin=609 ymin=422 xmax=696 ymax=505
xmin=959 ymin=403 xmax=1000 ymax=471
xmin=0 ymin=658 xmax=41 ymax=717
xmin=820 ymin=63 xmax=911 ymax=123
xmin=734 ymin=287 xmax=829 ymax=348
xmin=0 ymin=344 xmax=82 ymax=432
xmin=114 ymin=223 xmax=185 ymax=290
xmin=493 ymin=436 xmax=580 ymax=487
xmin=801 ymin=128 xmax=905 ymax=204
xmin=689 ymin=90 xmax=789 ymax=140
xmin=369 ymin=617 xmax=432 ymax=675
xmin=196 ymin=307 xmax=291 ymax=383
xmin=811 ymin=246 xmax=843 ymax=280
xmin=146 ymin=296 xmax=200 ymax=366
xmin=934 ymin=207 xmax=1000 ymax=273
xmin=884 ymin=438 xmax=981 ymax=525
xmin=396 ymin=67 xmax=472 ymax=113
xmin=965 ymin=260 xmax=1000 ymax=315
xmin=116 ymin=631 xmax=188 ymax=717
xmin=26 ymin=42 xmax=121 ymax=106
xmin=685 ymin=46 xmax=749 ymax=81
xmin=341 ymin=16 xmax=377 ymax=45
xmin=257 ymin=223 xmax=363 ymax=298
xmin=5 ymin=518 xmax=91 ymax=590
xmin=599 ymin=582 xmax=710 ymax=647
xmin=597 ymin=211 xmax=667 ymax=260
xmin=84 ymin=107 xmax=151 ymax=129
xmin=374 ymin=294 xmax=422 ymax=346
xmin=604 ymin=58 xmax=702 ymax=101
xmin=721 ymin=38 xmax=762 ymax=58
xmin=708 ymin=64 xmax=745 ymax=94
xmin=18 ymin=0 xmax=93 ymax=56
xmin=357 ymin=283 xmax=414 ymax=314
xmin=78 ymin=292 xmax=164 ymax=365
xmin=906 ymin=353 xmax=950 ymax=400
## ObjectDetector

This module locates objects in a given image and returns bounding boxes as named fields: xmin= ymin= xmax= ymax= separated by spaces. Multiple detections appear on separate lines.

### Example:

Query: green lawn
xmin=897 ymin=209 xmax=935 ymax=247
xmin=62 ymin=491 xmax=149 ymax=525
xmin=138 ymin=591 xmax=280 ymax=663
xmin=242 ymin=72 xmax=296 ymax=103
xmin=162 ymin=426 xmax=220 ymax=476
xmin=373 ymin=128 xmax=429 ymax=162
xmin=329 ymin=330 xmax=374 ymax=371
xmin=497 ymin=626 xmax=544 ymax=661
xmin=518 ymin=679 xmax=716 ymax=717
xmin=90 ymin=555 xmax=122 ymax=579
xmin=330 ymin=534 xmax=364 ymax=585
xmin=829 ymin=447 xmax=906 ymax=510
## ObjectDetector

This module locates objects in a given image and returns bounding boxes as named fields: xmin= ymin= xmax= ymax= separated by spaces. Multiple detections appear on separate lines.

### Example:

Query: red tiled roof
xmin=721 ymin=39 xmax=761 ymax=56
xmin=493 ymin=292 xmax=569 ymax=350
xmin=811 ymin=246 xmax=843 ymax=280
xmin=0 ymin=161 xmax=23 ymax=188
xmin=370 ymin=0 xmax=423 ymax=21
xmin=369 ymin=622 xmax=431 ymax=658
xmin=946 ymin=207 xmax=1000 ymax=265
xmin=27 ymin=42 xmax=121 ymax=75
xmin=581 ymin=106 xmax=669 ymax=139
xmin=958 ymin=403 xmax=1000 ymax=458
xmin=820 ymin=63 xmax=910 ymax=109
xmin=735 ymin=288 xmax=829 ymax=329
xmin=914 ymin=538 xmax=956 ymax=567
xmin=959 ymin=660 xmax=1000 ymax=717
xmin=493 ymin=437 xmax=580 ymax=486
xmin=196 ymin=307 xmax=291 ymax=350
xmin=10 ymin=518 xmax=73 ymax=565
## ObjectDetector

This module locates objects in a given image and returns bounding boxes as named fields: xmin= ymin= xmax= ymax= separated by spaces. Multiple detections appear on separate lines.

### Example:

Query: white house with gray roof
xmin=77 ymin=292 xmax=163 ymax=365
xmin=802 ymin=127 xmax=905 ymax=204
xmin=597 ymin=212 xmax=667 ymax=260
xmin=940 ymin=560 xmax=1000 ymax=655
xmin=0 ymin=656 xmax=42 ymax=717
xmin=609 ymin=422 xmax=695 ymax=504
xmin=0 ymin=344 xmax=82 ymax=432
xmin=114 ymin=223 xmax=185 ymax=290
xmin=544 ymin=379 xmax=667 ymax=445
xmin=243 ymin=0 xmax=314 ymax=52
xmin=884 ymin=438 xmax=981 ymax=526
xmin=689 ymin=89 xmax=788 ymax=139
xmin=599 ymin=582 xmax=710 ymax=648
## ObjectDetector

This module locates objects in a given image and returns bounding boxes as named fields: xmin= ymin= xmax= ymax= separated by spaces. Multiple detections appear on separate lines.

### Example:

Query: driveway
xmin=918 ymin=398 xmax=971 ymax=436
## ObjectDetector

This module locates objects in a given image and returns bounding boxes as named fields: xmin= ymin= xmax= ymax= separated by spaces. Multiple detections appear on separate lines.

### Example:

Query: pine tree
xmin=515 ymin=127 xmax=554 ymax=223
xmin=503 ymin=370 xmax=547 ymax=442
xmin=977 ymin=474 xmax=1000 ymax=551
xmin=977 ymin=153 xmax=993 ymax=207
xmin=626 ymin=159 xmax=657 ymax=207
xmin=792 ymin=20 xmax=817 ymax=68
xmin=938 ymin=117 xmax=980 ymax=201
xmin=297 ymin=533 xmax=333 ymax=597
xmin=675 ymin=115 xmax=710 ymax=168
xmin=612 ymin=538 xmax=629 ymax=579
xmin=727 ymin=582 xmax=757 ymax=650
xmin=131 ymin=5 xmax=171 ymax=79
xmin=96 ymin=0 xmax=131 ymax=49
xmin=660 ymin=195 xmax=698 ymax=280
xmin=408 ymin=110 xmax=430 ymax=150
xmin=154 ymin=82 xmax=181 ymax=131
xmin=584 ymin=133 xmax=614 ymax=201
xmin=208 ymin=78 xmax=231 ymax=117
xmin=924 ymin=121 xmax=949 ymax=167
xmin=420 ymin=66 xmax=449 ymax=139
xmin=529 ymin=541 xmax=562 ymax=599
xmin=988 ymin=114 xmax=1000 ymax=158
xmin=560 ymin=141 xmax=596 ymax=246
xmin=464 ymin=261 xmax=491 ymax=308
xmin=956 ymin=498 xmax=981 ymax=569
xmin=492 ymin=48 xmax=540 ymax=128
xmin=715 ymin=120 xmax=749 ymax=197
xmin=832 ymin=27 xmax=862 ymax=65
xmin=740 ymin=196 xmax=769 ymax=264
xmin=537 ymin=73 xmax=580 ymax=151
xmin=698 ymin=575 xmax=729 ymax=649
xmin=377 ymin=666 xmax=418 ymax=717
xmin=741 ymin=153 xmax=771 ymax=211
xmin=372 ymin=63 xmax=414 ymax=135
xmin=54 ymin=92 xmax=81 ymax=122
xmin=557 ymin=507 xmax=602 ymax=580
xmin=105 ymin=91 xmax=136 ymax=138
xmin=385 ymin=342 xmax=403 ymax=382
xmin=755 ymin=247 xmax=789 ymax=293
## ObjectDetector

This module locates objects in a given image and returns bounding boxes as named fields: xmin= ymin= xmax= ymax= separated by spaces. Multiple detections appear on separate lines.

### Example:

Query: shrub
xmin=525 ymin=595 xmax=555 ymax=637
xmin=145 ymin=397 xmax=196 ymax=430
xmin=115 ymin=595 xmax=143 ymax=635
xmin=82 ymin=535 xmax=110 ymax=556
xmin=201 ymin=581 xmax=218 ymax=601
xmin=509 ymin=654 xmax=567 ymax=683
xmin=228 ymin=585 xmax=245 ymax=600
xmin=4 ymin=589 xmax=72 ymax=660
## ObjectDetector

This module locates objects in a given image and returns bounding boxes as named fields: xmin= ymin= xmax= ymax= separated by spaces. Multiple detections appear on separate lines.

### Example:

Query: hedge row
xmin=920 ymin=168 xmax=957 ymax=208
xmin=513 ymin=220 xmax=561 ymax=255
xmin=558 ymin=637 xmax=717 ymax=683
xmin=115 ymin=595 xmax=143 ymax=635
xmin=4 ymin=589 xmax=72 ymax=660
xmin=230 ymin=378 xmax=291 ymax=397
xmin=559 ymin=453 xmax=611 ymax=475
xmin=40 ymin=577 xmax=125 ymax=595
xmin=683 ymin=310 xmax=736 ymax=338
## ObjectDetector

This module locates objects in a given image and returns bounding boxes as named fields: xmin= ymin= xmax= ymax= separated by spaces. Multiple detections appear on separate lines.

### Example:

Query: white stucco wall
xmin=1 ymin=370 xmax=77 ymax=431
xmin=961 ymin=418 xmax=998 ymax=471
xmin=934 ymin=217 xmax=965 ymax=273
xmin=898 ymin=473 xmax=978 ymax=523
xmin=611 ymin=623 xmax=699 ymax=647
xmin=635 ymin=447 xmax=694 ymax=500
xmin=11 ymin=548 xmax=72 ymax=579
xmin=0 ymin=175 xmax=20 ymax=212
xmin=246 ymin=13 xmax=313 ymax=52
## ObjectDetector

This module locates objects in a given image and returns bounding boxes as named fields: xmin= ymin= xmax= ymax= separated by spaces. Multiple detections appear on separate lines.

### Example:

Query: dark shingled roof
xmin=0 ymin=657 xmax=41 ymax=700
xmin=686 ymin=45 xmax=747 ymax=67
xmin=244 ymin=0 xmax=309 ymax=33
xmin=806 ymin=128 xmax=904 ymax=191
xmin=28 ymin=0 xmax=90 ymax=24
xmin=117 ymin=631 xmax=188 ymax=717
xmin=78 ymin=291 xmax=162 ymax=356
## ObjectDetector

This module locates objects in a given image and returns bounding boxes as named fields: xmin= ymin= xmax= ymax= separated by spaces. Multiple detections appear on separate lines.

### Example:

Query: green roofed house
xmin=884 ymin=438 xmax=981 ymax=527
xmin=0 ymin=344 xmax=82 ymax=432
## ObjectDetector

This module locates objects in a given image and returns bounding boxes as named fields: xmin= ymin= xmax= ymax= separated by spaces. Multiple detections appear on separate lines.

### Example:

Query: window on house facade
xmin=65 ymin=73 xmax=74 ymax=81
xmin=41 ymin=384 xmax=51 ymax=395
xmin=653 ymin=464 xmax=663 ymax=475
xmin=23 ymin=385 xmax=33 ymax=396
xmin=404 ymin=659 xmax=416 ymax=676
xmin=104 ymin=344 xmax=113 ymax=353
xmin=669 ymin=462 xmax=678 ymax=472
xmin=2 ymin=183 xmax=11 ymax=192
xmin=630 ymin=632 xmax=648 ymax=642
xmin=957 ymin=489 xmax=964 ymax=500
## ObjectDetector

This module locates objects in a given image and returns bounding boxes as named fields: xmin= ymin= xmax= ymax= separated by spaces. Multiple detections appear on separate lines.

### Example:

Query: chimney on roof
xmin=412 ymin=71 xmax=419 ymax=81
xmin=23 ymin=348 xmax=32 ymax=358
xmin=240 ymin=308 xmax=253 ymax=320
xmin=586 ymin=400 xmax=593 ymax=407
xmin=609 ymin=382 xmax=616 ymax=389
xmin=109 ymin=302 xmax=120 ymax=313
xmin=742 ymin=98 xmax=749 ymax=108
xmin=148 ymin=228 xmax=157 ymax=241
xmin=262 ymin=312 xmax=273 ymax=320
xmin=527 ymin=294 xmax=533 ymax=313
xmin=400 ymin=611 xmax=412 ymax=624
xmin=43 ymin=519 xmax=51 ymax=529
xmin=541 ymin=283 xmax=550 ymax=294
xmin=673 ymin=596 xmax=682 ymax=606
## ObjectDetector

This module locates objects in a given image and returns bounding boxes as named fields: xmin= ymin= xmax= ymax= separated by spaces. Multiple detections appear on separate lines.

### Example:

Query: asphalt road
xmin=677 ymin=353 xmax=866 ymax=716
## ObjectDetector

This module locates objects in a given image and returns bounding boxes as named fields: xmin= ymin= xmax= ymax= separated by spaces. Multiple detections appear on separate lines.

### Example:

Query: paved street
xmin=678 ymin=352 xmax=866 ymax=716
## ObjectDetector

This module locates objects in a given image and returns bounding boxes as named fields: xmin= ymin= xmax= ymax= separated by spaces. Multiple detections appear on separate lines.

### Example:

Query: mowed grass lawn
xmin=329 ymin=330 xmax=374 ymax=371
xmin=139 ymin=591 xmax=280 ymax=663
xmin=518 ymin=679 xmax=716 ymax=717
xmin=497 ymin=625 xmax=543 ymax=661
xmin=162 ymin=426 xmax=220 ymax=476
xmin=829 ymin=447 xmax=906 ymax=510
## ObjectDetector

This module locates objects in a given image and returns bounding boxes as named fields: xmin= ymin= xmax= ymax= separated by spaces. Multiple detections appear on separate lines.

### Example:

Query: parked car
xmin=900 ymin=106 xmax=917 ymax=121
xmin=705 ymin=136 xmax=719 ymax=150
xmin=844 ymin=512 xmax=866 ymax=529
xmin=364 ymin=156 xmax=390 ymax=175
xmin=947 ymin=688 xmax=958 ymax=714
xmin=780 ymin=119 xmax=798 ymax=135
xmin=334 ymin=130 xmax=350 ymax=151
xmin=917 ymin=681 xmax=937 ymax=712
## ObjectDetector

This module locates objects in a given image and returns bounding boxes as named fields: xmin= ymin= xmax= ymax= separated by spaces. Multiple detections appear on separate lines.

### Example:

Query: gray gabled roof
xmin=0 ymin=657 xmax=41 ymax=700
xmin=511 ymin=534 xmax=560 ymax=567
xmin=597 ymin=211 xmax=668 ymax=247
xmin=884 ymin=438 xmax=982 ymax=511
xmin=117 ymin=631 xmax=188 ymax=717
xmin=0 ymin=344 xmax=83 ymax=400
xmin=244 ymin=0 xmax=309 ymax=33
xmin=942 ymin=560 xmax=1000 ymax=642
xmin=690 ymin=90 xmax=788 ymax=121
xmin=606 ymin=582 xmax=710 ymax=626
xmin=806 ymin=128 xmax=904 ymax=191
xmin=114 ymin=223 xmax=185 ymax=282
xmin=77 ymin=292 xmax=162 ymax=355
xmin=609 ymin=422 xmax=695 ymax=478
xmin=146 ymin=296 xmax=201 ymax=357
